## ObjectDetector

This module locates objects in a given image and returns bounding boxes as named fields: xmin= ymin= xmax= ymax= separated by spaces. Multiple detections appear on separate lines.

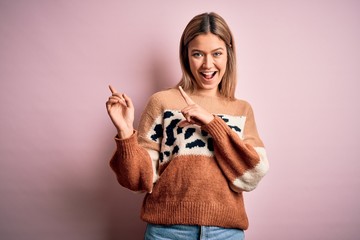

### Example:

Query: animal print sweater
xmin=110 ymin=88 xmax=269 ymax=230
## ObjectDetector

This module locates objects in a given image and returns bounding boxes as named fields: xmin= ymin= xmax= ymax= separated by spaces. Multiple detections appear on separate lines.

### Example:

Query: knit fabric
xmin=110 ymin=88 xmax=269 ymax=230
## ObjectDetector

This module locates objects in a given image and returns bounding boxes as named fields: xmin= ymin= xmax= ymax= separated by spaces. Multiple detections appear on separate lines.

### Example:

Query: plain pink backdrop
xmin=1 ymin=0 xmax=359 ymax=239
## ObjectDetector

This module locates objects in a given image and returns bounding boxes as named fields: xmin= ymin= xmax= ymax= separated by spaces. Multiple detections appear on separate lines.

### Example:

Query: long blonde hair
xmin=177 ymin=12 xmax=237 ymax=99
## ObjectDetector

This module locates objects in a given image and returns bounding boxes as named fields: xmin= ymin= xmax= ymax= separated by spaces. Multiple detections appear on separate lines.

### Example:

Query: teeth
xmin=201 ymin=71 xmax=216 ymax=79
xmin=202 ymin=71 xmax=215 ymax=76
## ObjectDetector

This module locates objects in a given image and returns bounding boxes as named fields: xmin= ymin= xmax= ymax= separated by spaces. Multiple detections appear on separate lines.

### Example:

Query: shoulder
xmin=226 ymin=97 xmax=254 ymax=115
xmin=146 ymin=88 xmax=185 ymax=109
xmin=143 ymin=88 xmax=182 ymax=114
xmin=233 ymin=98 xmax=251 ymax=107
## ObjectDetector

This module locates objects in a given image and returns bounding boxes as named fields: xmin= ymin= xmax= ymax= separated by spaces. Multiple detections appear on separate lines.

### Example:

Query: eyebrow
xmin=190 ymin=47 xmax=225 ymax=52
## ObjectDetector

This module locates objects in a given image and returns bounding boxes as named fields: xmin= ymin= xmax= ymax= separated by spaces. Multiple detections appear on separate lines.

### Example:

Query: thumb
xmin=178 ymin=120 xmax=191 ymax=128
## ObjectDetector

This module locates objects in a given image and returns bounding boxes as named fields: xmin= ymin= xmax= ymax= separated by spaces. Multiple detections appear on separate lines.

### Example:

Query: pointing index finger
xmin=179 ymin=86 xmax=194 ymax=105
xmin=109 ymin=85 xmax=117 ymax=94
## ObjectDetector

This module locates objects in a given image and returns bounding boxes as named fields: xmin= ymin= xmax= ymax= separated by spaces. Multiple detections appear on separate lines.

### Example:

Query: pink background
xmin=1 ymin=0 xmax=359 ymax=239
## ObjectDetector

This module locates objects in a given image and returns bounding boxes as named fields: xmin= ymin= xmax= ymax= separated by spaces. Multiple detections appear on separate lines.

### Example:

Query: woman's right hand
xmin=106 ymin=85 xmax=134 ymax=139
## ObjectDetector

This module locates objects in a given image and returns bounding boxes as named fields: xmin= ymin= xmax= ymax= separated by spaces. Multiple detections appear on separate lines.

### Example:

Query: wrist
xmin=203 ymin=114 xmax=215 ymax=125
xmin=117 ymin=128 xmax=134 ymax=139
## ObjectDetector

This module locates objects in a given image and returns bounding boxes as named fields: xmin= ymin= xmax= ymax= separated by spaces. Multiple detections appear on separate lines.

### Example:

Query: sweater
xmin=109 ymin=88 xmax=269 ymax=230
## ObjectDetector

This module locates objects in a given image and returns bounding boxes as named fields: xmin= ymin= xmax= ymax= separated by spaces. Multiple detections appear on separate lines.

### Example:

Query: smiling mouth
xmin=200 ymin=71 xmax=217 ymax=80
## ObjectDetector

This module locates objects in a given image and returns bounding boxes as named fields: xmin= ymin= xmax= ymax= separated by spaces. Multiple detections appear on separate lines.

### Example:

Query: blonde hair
xmin=177 ymin=12 xmax=237 ymax=99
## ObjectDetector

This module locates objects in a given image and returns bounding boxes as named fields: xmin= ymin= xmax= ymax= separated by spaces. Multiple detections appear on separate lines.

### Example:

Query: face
xmin=188 ymin=32 xmax=227 ymax=96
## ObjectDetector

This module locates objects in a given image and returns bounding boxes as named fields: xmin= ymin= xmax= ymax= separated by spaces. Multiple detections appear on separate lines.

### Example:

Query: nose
xmin=202 ymin=55 xmax=213 ymax=69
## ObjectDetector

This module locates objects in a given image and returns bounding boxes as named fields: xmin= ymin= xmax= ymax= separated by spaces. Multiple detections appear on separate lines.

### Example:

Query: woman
xmin=106 ymin=12 xmax=269 ymax=240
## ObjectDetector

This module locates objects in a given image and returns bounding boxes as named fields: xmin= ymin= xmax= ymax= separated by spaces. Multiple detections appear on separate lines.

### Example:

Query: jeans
xmin=144 ymin=224 xmax=245 ymax=240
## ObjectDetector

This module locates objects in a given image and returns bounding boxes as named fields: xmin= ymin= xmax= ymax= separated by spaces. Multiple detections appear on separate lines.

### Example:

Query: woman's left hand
xmin=178 ymin=86 xmax=214 ymax=128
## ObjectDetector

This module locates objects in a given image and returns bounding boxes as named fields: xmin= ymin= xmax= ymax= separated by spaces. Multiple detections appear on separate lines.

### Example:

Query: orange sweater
xmin=110 ymin=88 xmax=269 ymax=230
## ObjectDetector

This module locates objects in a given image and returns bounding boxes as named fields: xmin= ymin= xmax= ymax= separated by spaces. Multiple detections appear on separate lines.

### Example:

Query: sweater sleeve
xmin=201 ymin=106 xmax=269 ymax=192
xmin=109 ymin=131 xmax=154 ymax=193
xmin=109 ymin=92 xmax=165 ymax=193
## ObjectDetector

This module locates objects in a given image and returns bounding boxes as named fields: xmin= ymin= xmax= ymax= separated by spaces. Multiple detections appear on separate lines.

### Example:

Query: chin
xmin=199 ymin=83 xmax=219 ymax=91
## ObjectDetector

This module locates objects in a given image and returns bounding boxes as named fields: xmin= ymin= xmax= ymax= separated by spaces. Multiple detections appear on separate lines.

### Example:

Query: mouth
xmin=200 ymin=71 xmax=217 ymax=80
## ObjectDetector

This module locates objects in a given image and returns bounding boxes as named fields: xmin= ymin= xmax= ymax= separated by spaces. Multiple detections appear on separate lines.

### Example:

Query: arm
xmin=201 ymin=107 xmax=269 ymax=192
xmin=177 ymin=86 xmax=269 ymax=192
xmin=106 ymin=86 xmax=157 ymax=193
xmin=109 ymin=131 xmax=154 ymax=193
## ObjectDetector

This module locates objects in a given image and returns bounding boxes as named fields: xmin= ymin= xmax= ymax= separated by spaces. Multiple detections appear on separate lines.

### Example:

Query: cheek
xmin=189 ymin=62 xmax=196 ymax=75
xmin=217 ymin=59 xmax=227 ymax=72
xmin=189 ymin=60 xmax=200 ymax=74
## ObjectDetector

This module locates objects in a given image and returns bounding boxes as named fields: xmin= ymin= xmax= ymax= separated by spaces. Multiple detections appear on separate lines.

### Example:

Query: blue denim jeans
xmin=144 ymin=224 xmax=245 ymax=240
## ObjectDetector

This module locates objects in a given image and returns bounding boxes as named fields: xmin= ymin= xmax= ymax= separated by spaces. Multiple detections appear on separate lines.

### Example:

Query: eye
xmin=213 ymin=52 xmax=222 ymax=57
xmin=192 ymin=52 xmax=203 ymax=58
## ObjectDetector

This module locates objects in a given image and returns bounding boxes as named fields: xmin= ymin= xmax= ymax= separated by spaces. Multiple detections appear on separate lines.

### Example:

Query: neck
xmin=193 ymin=88 xmax=221 ymax=98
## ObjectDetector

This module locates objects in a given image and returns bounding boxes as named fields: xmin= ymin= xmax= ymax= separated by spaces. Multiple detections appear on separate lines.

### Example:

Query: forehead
xmin=188 ymin=33 xmax=226 ymax=50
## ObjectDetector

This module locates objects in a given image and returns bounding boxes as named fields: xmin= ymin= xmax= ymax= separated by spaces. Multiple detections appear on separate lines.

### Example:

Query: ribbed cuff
xmin=114 ymin=130 xmax=138 ymax=157
xmin=201 ymin=116 xmax=230 ymax=140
